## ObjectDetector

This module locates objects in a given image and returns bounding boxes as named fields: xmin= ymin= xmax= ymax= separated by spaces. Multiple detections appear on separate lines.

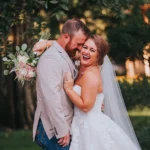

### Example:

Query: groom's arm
xmin=37 ymin=55 xmax=69 ymax=139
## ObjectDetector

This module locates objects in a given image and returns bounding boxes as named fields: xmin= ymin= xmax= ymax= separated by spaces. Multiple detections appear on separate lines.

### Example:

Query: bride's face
xmin=80 ymin=38 xmax=98 ymax=67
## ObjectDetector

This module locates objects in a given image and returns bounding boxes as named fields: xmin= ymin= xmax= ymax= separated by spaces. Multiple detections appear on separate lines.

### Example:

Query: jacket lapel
xmin=53 ymin=41 xmax=76 ymax=78
xmin=60 ymin=52 xmax=75 ymax=77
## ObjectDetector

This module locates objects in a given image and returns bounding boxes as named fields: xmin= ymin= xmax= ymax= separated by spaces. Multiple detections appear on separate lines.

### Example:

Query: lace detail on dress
xmin=103 ymin=128 xmax=115 ymax=150
xmin=70 ymin=117 xmax=86 ymax=150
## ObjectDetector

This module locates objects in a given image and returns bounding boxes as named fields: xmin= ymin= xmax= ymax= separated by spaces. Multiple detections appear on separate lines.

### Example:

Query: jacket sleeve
xmin=37 ymin=54 xmax=69 ymax=139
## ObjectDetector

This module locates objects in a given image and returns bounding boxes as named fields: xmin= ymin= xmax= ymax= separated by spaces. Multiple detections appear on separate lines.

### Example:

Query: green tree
xmin=107 ymin=1 xmax=150 ymax=64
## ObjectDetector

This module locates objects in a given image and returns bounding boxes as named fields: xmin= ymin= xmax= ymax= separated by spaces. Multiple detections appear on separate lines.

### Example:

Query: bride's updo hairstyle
xmin=89 ymin=35 xmax=109 ymax=65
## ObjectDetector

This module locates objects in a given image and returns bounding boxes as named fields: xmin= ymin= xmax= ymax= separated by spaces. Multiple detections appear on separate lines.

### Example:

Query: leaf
xmin=56 ymin=13 xmax=60 ymax=20
xmin=16 ymin=46 xmax=20 ymax=51
xmin=49 ymin=0 xmax=59 ymax=4
xmin=4 ymin=70 xmax=9 ymax=76
xmin=59 ymin=10 xmax=66 ymax=16
xmin=8 ymin=53 xmax=16 ymax=60
xmin=6 ymin=65 xmax=10 ymax=69
xmin=20 ymin=51 xmax=24 ymax=55
xmin=23 ymin=52 xmax=29 ymax=57
xmin=60 ymin=4 xmax=69 ymax=11
xmin=29 ymin=51 xmax=35 ymax=57
xmin=51 ymin=13 xmax=57 ymax=18
xmin=12 ymin=59 xmax=18 ymax=66
xmin=27 ymin=48 xmax=31 ymax=53
xmin=4 ymin=61 xmax=12 ymax=65
xmin=2 ymin=57 xmax=7 ymax=61
xmin=10 ymin=68 xmax=16 ymax=73
xmin=21 ymin=43 xmax=27 ymax=51
xmin=61 ymin=0 xmax=69 ymax=4
xmin=45 ymin=2 xmax=48 ymax=9
xmin=27 ymin=58 xmax=33 ymax=63
xmin=21 ymin=80 xmax=25 ymax=87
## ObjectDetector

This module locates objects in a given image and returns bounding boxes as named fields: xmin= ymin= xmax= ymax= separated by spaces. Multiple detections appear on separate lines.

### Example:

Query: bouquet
xmin=2 ymin=32 xmax=50 ymax=86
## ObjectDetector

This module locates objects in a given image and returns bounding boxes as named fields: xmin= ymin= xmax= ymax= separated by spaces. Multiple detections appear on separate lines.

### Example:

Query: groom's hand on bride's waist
xmin=57 ymin=132 xmax=70 ymax=147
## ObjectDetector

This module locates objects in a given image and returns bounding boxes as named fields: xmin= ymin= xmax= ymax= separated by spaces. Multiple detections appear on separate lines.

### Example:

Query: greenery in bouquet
xmin=2 ymin=44 xmax=39 ymax=86
xmin=2 ymin=32 xmax=50 ymax=86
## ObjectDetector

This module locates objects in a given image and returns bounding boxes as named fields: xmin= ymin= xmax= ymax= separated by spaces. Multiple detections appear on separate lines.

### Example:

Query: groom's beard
xmin=65 ymin=40 xmax=78 ymax=58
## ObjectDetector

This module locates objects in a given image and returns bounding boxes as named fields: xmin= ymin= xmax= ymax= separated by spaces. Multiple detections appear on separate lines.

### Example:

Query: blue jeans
xmin=35 ymin=119 xmax=70 ymax=150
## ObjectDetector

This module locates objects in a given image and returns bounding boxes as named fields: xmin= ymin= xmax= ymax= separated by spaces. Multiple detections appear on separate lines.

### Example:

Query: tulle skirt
xmin=70 ymin=111 xmax=139 ymax=150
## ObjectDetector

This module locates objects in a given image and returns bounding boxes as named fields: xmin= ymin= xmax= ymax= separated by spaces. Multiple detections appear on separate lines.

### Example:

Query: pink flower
xmin=17 ymin=55 xmax=29 ymax=63
xmin=19 ymin=62 xmax=26 ymax=68
xmin=15 ymin=64 xmax=36 ymax=81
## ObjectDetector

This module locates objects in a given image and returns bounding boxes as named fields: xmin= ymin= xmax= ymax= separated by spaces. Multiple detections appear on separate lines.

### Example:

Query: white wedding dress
xmin=69 ymin=85 xmax=139 ymax=150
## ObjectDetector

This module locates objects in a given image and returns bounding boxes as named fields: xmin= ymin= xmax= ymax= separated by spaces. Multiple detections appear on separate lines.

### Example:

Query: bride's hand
xmin=33 ymin=40 xmax=54 ymax=56
xmin=64 ymin=72 xmax=74 ymax=93
xmin=33 ymin=40 xmax=48 ymax=56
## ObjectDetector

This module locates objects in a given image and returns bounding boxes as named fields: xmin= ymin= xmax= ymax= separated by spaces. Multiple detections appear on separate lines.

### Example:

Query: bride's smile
xmin=80 ymin=38 xmax=98 ymax=67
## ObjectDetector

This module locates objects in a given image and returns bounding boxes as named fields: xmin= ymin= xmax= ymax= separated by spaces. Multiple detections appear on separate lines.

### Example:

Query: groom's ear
xmin=63 ymin=33 xmax=71 ymax=44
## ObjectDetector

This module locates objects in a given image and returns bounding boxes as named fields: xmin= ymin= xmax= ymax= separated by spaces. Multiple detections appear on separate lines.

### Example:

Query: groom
xmin=33 ymin=19 xmax=90 ymax=150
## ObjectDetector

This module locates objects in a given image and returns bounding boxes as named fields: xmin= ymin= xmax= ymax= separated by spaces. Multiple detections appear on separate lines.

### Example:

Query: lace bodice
xmin=73 ymin=85 xmax=104 ymax=116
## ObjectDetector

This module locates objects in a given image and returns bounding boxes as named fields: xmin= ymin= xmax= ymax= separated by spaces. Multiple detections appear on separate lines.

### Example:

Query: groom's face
xmin=65 ymin=30 xmax=87 ymax=57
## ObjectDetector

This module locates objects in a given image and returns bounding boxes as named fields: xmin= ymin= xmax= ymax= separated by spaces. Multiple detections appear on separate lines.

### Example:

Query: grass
xmin=0 ymin=130 xmax=40 ymax=150
xmin=131 ymin=116 xmax=150 ymax=150
xmin=0 ymin=109 xmax=150 ymax=150
xmin=129 ymin=107 xmax=150 ymax=150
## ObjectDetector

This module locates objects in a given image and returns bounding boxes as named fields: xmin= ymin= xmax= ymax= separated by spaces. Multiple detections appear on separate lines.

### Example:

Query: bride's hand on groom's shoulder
xmin=33 ymin=40 xmax=54 ymax=56
xmin=64 ymin=72 xmax=74 ymax=93
xmin=33 ymin=40 xmax=48 ymax=56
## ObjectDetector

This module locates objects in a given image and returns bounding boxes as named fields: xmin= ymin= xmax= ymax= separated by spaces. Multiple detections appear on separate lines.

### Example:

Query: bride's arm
xmin=33 ymin=40 xmax=55 ymax=56
xmin=64 ymin=71 xmax=99 ymax=112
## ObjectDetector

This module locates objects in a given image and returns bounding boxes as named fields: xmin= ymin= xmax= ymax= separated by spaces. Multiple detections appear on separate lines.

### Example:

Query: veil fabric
xmin=101 ymin=55 xmax=141 ymax=150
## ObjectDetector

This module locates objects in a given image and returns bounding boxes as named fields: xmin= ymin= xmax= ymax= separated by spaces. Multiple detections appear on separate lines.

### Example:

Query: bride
xmin=63 ymin=34 xmax=141 ymax=150
xmin=34 ymin=34 xmax=141 ymax=150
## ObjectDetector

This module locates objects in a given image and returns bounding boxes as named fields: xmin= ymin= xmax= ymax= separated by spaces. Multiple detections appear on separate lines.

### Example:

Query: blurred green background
xmin=0 ymin=0 xmax=150 ymax=150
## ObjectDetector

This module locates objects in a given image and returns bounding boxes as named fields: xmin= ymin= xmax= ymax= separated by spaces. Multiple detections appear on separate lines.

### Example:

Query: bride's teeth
xmin=83 ymin=55 xmax=89 ymax=59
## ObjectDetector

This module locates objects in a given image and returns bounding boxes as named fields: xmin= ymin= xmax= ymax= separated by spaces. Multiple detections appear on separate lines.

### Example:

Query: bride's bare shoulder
xmin=81 ymin=69 xmax=103 ymax=93
xmin=82 ymin=69 xmax=99 ymax=85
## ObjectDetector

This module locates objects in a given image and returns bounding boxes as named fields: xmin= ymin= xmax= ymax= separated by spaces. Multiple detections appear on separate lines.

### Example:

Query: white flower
xmin=33 ymin=60 xmax=37 ymax=64
xmin=28 ymin=71 xmax=36 ymax=78
xmin=17 ymin=55 xmax=29 ymax=63
xmin=30 ymin=60 xmax=37 ymax=66
xmin=74 ymin=60 xmax=80 ymax=67
xmin=19 ymin=69 xmax=27 ymax=76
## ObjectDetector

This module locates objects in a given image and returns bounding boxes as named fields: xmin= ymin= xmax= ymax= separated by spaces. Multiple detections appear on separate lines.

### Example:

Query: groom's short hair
xmin=62 ymin=18 xmax=90 ymax=38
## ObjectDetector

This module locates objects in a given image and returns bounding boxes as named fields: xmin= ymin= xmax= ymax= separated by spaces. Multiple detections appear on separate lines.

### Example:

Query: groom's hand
xmin=57 ymin=132 xmax=70 ymax=147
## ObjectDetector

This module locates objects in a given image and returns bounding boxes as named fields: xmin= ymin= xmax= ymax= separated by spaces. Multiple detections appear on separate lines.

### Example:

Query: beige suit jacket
xmin=33 ymin=41 xmax=77 ymax=141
